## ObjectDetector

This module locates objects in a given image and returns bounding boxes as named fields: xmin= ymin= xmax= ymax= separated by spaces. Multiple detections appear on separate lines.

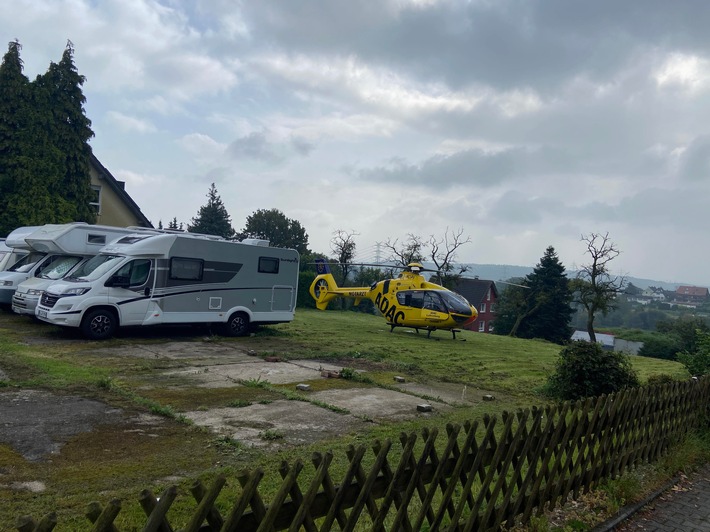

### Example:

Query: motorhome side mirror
xmin=107 ymin=275 xmax=130 ymax=288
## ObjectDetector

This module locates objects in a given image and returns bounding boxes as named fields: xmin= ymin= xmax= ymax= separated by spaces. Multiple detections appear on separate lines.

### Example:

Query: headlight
xmin=1 ymin=281 xmax=13 ymax=287
xmin=64 ymin=287 xmax=91 ymax=296
xmin=27 ymin=289 xmax=43 ymax=296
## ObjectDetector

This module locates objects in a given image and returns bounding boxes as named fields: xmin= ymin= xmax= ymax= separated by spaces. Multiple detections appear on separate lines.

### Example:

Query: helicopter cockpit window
xmin=422 ymin=292 xmax=445 ymax=313
xmin=439 ymin=291 xmax=473 ymax=314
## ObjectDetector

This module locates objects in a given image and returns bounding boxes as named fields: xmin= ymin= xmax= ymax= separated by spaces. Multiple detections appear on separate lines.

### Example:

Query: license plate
xmin=37 ymin=309 xmax=48 ymax=318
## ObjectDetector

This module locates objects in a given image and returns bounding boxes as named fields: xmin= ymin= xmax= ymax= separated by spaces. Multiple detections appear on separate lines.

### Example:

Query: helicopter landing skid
xmin=390 ymin=324 xmax=464 ymax=340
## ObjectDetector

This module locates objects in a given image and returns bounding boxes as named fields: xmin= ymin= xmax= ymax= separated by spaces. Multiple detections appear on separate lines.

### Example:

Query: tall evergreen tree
xmin=35 ymin=41 xmax=95 ymax=223
xmin=0 ymin=41 xmax=66 ymax=235
xmin=240 ymin=208 xmax=309 ymax=253
xmin=188 ymin=183 xmax=235 ymax=238
xmin=494 ymin=246 xmax=573 ymax=344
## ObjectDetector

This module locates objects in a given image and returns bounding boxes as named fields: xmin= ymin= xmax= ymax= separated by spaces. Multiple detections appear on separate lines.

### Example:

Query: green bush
xmin=645 ymin=373 xmax=677 ymax=386
xmin=546 ymin=341 xmax=639 ymax=400
xmin=638 ymin=334 xmax=681 ymax=361
xmin=677 ymin=330 xmax=710 ymax=377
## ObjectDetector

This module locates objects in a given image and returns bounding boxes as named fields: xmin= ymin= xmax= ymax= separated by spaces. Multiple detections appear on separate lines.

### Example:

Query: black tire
xmin=80 ymin=308 xmax=118 ymax=340
xmin=225 ymin=311 xmax=250 ymax=337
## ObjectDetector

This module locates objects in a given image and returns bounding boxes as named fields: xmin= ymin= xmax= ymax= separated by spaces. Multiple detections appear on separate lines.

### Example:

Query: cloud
xmin=106 ymin=111 xmax=156 ymax=133
xmin=227 ymin=131 xmax=284 ymax=163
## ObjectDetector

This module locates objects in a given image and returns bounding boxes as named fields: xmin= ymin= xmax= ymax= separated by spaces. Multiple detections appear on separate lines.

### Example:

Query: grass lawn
xmin=0 ymin=308 xmax=691 ymax=530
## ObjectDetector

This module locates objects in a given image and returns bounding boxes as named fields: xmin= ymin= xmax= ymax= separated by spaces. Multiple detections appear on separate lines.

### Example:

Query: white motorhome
xmin=4 ymin=223 xmax=144 ymax=313
xmin=35 ymin=232 xmax=300 ymax=339
xmin=0 ymin=232 xmax=31 ymax=272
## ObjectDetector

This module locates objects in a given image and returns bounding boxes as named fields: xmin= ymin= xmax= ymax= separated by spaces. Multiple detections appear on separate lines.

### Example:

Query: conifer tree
xmin=188 ymin=183 xmax=235 ymax=238
xmin=0 ymin=41 xmax=68 ymax=234
xmin=494 ymin=246 xmax=573 ymax=344
xmin=35 ymin=40 xmax=95 ymax=223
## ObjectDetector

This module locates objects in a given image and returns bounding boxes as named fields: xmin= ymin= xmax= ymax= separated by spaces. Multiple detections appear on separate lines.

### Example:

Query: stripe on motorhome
xmin=116 ymin=286 xmax=292 ymax=306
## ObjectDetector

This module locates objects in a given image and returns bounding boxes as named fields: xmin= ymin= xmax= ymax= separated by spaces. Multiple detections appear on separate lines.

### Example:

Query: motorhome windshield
xmin=8 ymin=252 xmax=47 ymax=273
xmin=38 ymin=255 xmax=83 ymax=280
xmin=65 ymin=254 xmax=124 ymax=282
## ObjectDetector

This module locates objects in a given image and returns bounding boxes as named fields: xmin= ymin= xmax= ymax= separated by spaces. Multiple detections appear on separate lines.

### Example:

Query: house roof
xmin=676 ymin=285 xmax=709 ymax=297
xmin=90 ymin=153 xmax=153 ymax=228
xmin=452 ymin=278 xmax=498 ymax=307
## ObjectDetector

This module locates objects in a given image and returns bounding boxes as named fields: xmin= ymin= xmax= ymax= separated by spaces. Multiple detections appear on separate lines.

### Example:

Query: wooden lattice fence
xmin=17 ymin=378 xmax=710 ymax=532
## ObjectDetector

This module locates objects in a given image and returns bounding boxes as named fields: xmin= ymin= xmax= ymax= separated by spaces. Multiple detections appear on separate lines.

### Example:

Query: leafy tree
xmin=35 ymin=41 xmax=95 ymax=223
xmin=656 ymin=317 xmax=709 ymax=353
xmin=188 ymin=183 xmax=235 ymax=238
xmin=494 ymin=246 xmax=573 ymax=344
xmin=677 ymin=330 xmax=710 ymax=377
xmin=571 ymin=232 xmax=626 ymax=343
xmin=240 ymin=208 xmax=309 ymax=253
xmin=638 ymin=335 xmax=682 ymax=361
xmin=546 ymin=341 xmax=639 ymax=400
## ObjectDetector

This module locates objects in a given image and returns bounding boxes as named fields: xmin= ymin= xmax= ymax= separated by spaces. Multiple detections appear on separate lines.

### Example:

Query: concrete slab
xmin=184 ymin=400 xmax=367 ymax=448
xmin=163 ymin=360 xmax=345 ymax=387
xmin=310 ymin=388 xmax=450 ymax=422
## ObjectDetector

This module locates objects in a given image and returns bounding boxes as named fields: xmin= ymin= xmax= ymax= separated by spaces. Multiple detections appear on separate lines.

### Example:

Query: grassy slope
xmin=0 ymin=308 xmax=689 ymax=529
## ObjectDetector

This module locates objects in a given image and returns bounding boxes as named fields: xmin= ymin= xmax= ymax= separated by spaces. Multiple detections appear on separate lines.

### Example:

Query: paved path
xmin=615 ymin=465 xmax=710 ymax=531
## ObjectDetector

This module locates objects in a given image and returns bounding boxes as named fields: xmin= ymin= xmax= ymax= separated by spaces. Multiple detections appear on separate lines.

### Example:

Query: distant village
xmin=625 ymin=284 xmax=710 ymax=309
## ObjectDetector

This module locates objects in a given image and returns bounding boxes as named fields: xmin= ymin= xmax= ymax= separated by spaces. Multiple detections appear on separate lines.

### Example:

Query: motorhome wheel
xmin=226 ymin=312 xmax=250 ymax=337
xmin=81 ymin=309 xmax=117 ymax=340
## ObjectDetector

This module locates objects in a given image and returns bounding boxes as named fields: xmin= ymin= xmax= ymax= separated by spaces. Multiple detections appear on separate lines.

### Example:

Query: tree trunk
xmin=586 ymin=312 xmax=596 ymax=343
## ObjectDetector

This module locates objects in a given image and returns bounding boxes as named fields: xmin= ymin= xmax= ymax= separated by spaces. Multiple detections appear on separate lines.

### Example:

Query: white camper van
xmin=35 ymin=232 xmax=300 ymax=339
xmin=4 ymin=223 xmax=143 ymax=313
xmin=0 ymin=236 xmax=29 ymax=272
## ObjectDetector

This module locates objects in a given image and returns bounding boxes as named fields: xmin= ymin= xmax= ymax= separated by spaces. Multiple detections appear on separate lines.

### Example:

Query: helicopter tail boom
xmin=309 ymin=259 xmax=371 ymax=310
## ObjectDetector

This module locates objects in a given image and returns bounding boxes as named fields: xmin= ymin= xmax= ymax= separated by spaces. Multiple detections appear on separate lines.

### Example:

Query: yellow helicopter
xmin=309 ymin=259 xmax=478 ymax=339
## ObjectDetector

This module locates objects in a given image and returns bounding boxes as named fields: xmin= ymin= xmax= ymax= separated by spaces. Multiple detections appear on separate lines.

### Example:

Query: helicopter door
xmin=421 ymin=292 xmax=447 ymax=322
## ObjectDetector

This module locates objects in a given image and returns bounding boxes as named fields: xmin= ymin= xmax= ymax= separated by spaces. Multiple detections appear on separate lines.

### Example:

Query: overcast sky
xmin=3 ymin=0 xmax=710 ymax=285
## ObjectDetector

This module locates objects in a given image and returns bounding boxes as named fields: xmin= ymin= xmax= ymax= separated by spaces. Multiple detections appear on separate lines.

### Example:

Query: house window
xmin=490 ymin=303 xmax=495 ymax=313
xmin=259 ymin=257 xmax=279 ymax=274
xmin=90 ymin=185 xmax=101 ymax=213
xmin=480 ymin=302 xmax=487 ymax=313
xmin=489 ymin=321 xmax=494 ymax=333
xmin=487 ymin=288 xmax=491 ymax=301
xmin=478 ymin=320 xmax=486 ymax=332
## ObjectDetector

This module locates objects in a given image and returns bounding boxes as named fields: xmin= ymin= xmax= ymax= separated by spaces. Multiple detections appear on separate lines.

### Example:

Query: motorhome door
xmin=107 ymin=258 xmax=155 ymax=325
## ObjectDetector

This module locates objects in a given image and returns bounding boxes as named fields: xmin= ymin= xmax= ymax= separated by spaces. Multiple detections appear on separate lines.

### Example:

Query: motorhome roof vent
xmin=241 ymin=239 xmax=270 ymax=247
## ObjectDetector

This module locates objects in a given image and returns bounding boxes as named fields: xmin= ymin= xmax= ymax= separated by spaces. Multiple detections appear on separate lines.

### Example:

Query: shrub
xmin=546 ymin=341 xmax=639 ymax=400
xmin=677 ymin=330 xmax=710 ymax=377
xmin=645 ymin=374 xmax=676 ymax=386
xmin=638 ymin=335 xmax=681 ymax=361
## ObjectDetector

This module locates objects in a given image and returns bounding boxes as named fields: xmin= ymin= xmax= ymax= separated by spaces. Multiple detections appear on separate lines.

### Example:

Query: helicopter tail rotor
xmin=309 ymin=259 xmax=340 ymax=310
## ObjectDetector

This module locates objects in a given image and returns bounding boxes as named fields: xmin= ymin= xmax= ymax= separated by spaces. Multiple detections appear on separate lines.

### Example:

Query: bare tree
xmin=572 ymin=232 xmax=626 ymax=343
xmin=383 ymin=228 xmax=471 ymax=288
xmin=428 ymin=227 xmax=471 ymax=288
xmin=330 ymin=229 xmax=358 ymax=286
xmin=382 ymin=233 xmax=425 ymax=267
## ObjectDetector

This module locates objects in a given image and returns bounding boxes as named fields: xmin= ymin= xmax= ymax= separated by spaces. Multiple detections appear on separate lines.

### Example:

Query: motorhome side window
xmin=258 ymin=257 xmax=279 ymax=274
xmin=170 ymin=257 xmax=203 ymax=281
xmin=110 ymin=259 xmax=151 ymax=287
xmin=87 ymin=234 xmax=106 ymax=245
